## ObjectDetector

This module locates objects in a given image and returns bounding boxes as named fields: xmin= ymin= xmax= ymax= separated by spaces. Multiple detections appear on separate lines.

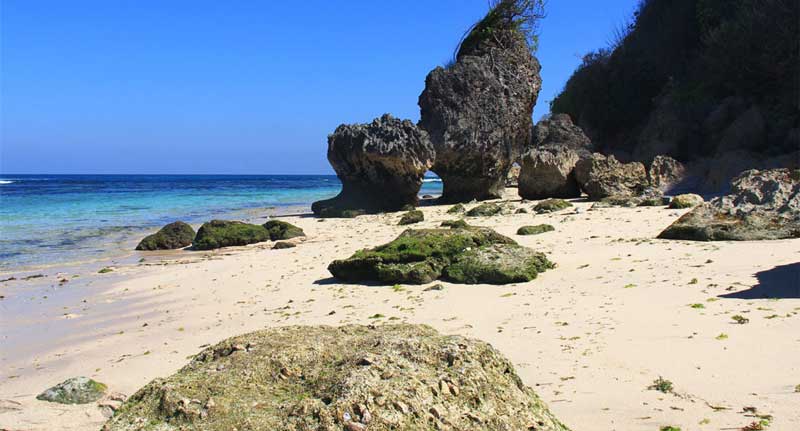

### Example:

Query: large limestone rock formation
xmin=647 ymin=155 xmax=687 ymax=193
xmin=574 ymin=153 xmax=648 ymax=200
xmin=418 ymin=7 xmax=541 ymax=202
xmin=659 ymin=169 xmax=800 ymax=241
xmin=103 ymin=324 xmax=570 ymax=431
xmin=312 ymin=114 xmax=434 ymax=217
xmin=329 ymin=227 xmax=553 ymax=285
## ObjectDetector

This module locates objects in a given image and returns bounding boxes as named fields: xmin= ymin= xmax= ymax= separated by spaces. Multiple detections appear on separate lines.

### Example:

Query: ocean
xmin=0 ymin=175 xmax=443 ymax=272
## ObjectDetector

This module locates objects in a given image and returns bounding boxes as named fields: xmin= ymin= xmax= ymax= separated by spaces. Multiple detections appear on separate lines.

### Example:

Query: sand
xmin=1 ymin=189 xmax=799 ymax=430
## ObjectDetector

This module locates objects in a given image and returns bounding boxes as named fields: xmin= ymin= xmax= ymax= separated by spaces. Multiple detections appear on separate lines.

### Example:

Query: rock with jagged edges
xmin=312 ymin=114 xmax=434 ymax=217
xmin=574 ymin=153 xmax=648 ymax=200
xmin=659 ymin=169 xmax=800 ymax=241
xmin=37 ymin=377 xmax=107 ymax=405
xmin=669 ymin=194 xmax=704 ymax=209
xmin=102 ymin=324 xmax=570 ymax=431
xmin=418 ymin=7 xmax=541 ymax=203
xmin=136 ymin=221 xmax=195 ymax=251
xmin=328 ymin=227 xmax=553 ymax=285
xmin=648 ymin=155 xmax=687 ymax=193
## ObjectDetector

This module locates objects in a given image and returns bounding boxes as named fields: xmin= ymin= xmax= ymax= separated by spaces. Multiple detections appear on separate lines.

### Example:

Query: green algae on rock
xmin=102 ymin=324 xmax=570 ymax=431
xmin=533 ymin=198 xmax=572 ymax=213
xmin=466 ymin=202 xmax=502 ymax=217
xmin=192 ymin=220 xmax=271 ymax=250
xmin=446 ymin=203 xmax=466 ymax=214
xmin=444 ymin=243 xmax=554 ymax=284
xmin=517 ymin=224 xmax=555 ymax=235
xmin=398 ymin=210 xmax=424 ymax=225
xmin=668 ymin=193 xmax=704 ymax=209
xmin=136 ymin=221 xmax=195 ymax=251
xmin=37 ymin=376 xmax=107 ymax=404
xmin=328 ymin=227 xmax=553 ymax=285
xmin=263 ymin=220 xmax=305 ymax=241
xmin=440 ymin=219 xmax=469 ymax=229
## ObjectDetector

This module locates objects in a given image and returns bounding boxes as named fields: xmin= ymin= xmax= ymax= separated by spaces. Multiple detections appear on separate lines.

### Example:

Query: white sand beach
xmin=1 ymin=190 xmax=798 ymax=431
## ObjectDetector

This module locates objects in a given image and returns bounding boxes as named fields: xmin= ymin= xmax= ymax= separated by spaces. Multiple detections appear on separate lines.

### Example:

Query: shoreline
xmin=1 ymin=189 xmax=798 ymax=430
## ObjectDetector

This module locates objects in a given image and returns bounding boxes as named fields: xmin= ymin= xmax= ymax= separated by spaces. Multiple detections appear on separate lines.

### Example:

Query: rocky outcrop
xmin=263 ymin=220 xmax=305 ymax=241
xmin=192 ymin=220 xmax=270 ymax=250
xmin=519 ymin=147 xmax=582 ymax=200
xmin=648 ymin=155 xmax=687 ymax=193
xmin=519 ymin=114 xmax=593 ymax=200
xmin=328 ymin=227 xmax=553 ymax=285
xmin=312 ymin=114 xmax=434 ymax=217
xmin=505 ymin=164 xmax=521 ymax=187
xmin=418 ymin=12 xmax=541 ymax=202
xmin=574 ymin=153 xmax=648 ymax=200
xmin=103 ymin=324 xmax=570 ymax=431
xmin=669 ymin=193 xmax=704 ymax=209
xmin=517 ymin=224 xmax=555 ymax=235
xmin=37 ymin=377 xmax=107 ymax=404
xmin=659 ymin=169 xmax=800 ymax=241
xmin=533 ymin=198 xmax=572 ymax=213
xmin=135 ymin=221 xmax=195 ymax=251
xmin=466 ymin=203 xmax=503 ymax=217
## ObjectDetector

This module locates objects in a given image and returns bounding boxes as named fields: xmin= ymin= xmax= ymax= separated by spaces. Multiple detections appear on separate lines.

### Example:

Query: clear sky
xmin=0 ymin=0 xmax=638 ymax=174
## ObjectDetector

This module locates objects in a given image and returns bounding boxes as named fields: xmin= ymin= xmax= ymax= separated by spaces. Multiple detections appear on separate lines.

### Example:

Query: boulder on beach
xmin=418 ymin=3 xmax=541 ymax=202
xmin=272 ymin=241 xmax=296 ymax=250
xmin=328 ymin=227 xmax=553 ymax=285
xmin=533 ymin=198 xmax=572 ymax=214
xmin=519 ymin=114 xmax=593 ymax=200
xmin=648 ymin=155 xmax=687 ymax=193
xmin=263 ymin=220 xmax=305 ymax=241
xmin=517 ymin=224 xmax=555 ymax=235
xmin=659 ymin=169 xmax=800 ymax=241
xmin=669 ymin=193 xmax=704 ymax=209
xmin=102 ymin=324 xmax=570 ymax=431
xmin=574 ymin=153 xmax=648 ymax=200
xmin=192 ymin=220 xmax=270 ymax=250
xmin=398 ymin=210 xmax=424 ymax=225
xmin=597 ymin=188 xmax=665 ymax=208
xmin=135 ymin=221 xmax=195 ymax=251
xmin=311 ymin=114 xmax=434 ymax=217
xmin=37 ymin=376 xmax=107 ymax=404
xmin=466 ymin=203 xmax=503 ymax=217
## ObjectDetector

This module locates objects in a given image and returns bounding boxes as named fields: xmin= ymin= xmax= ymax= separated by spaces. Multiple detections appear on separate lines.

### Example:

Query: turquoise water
xmin=0 ymin=175 xmax=442 ymax=271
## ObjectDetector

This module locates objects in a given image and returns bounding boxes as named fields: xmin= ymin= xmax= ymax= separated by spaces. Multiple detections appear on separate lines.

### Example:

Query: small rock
xmin=37 ymin=377 xmax=107 ymax=404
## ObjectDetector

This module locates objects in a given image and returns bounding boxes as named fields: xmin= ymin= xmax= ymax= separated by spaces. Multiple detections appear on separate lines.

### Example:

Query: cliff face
xmin=550 ymin=0 xmax=799 ymax=165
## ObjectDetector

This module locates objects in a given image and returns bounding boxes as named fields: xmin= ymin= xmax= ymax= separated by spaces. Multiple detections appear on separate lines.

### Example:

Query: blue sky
xmin=0 ymin=0 xmax=638 ymax=174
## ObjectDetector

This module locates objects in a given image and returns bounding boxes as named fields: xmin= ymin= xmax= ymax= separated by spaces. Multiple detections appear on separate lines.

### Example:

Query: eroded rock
xmin=192 ymin=220 xmax=270 ymax=250
xmin=312 ymin=114 xmax=434 ymax=217
xmin=103 ymin=325 xmax=569 ymax=431
xmin=263 ymin=220 xmax=305 ymax=241
xmin=659 ymin=169 xmax=800 ymax=241
xmin=418 ymin=6 xmax=541 ymax=202
xmin=37 ymin=377 xmax=107 ymax=405
xmin=574 ymin=153 xmax=648 ymax=200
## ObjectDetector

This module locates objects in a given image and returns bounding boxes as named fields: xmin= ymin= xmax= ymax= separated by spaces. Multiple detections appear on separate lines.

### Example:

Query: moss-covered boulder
xmin=517 ymin=224 xmax=555 ymax=235
xmin=135 ymin=221 xmax=195 ymax=251
xmin=263 ymin=220 xmax=305 ymax=241
xmin=533 ymin=199 xmax=572 ymax=213
xmin=446 ymin=203 xmax=466 ymax=214
xmin=103 ymin=324 xmax=570 ymax=431
xmin=272 ymin=241 xmax=296 ymax=250
xmin=668 ymin=193 xmax=704 ymax=209
xmin=37 ymin=376 xmax=107 ymax=404
xmin=444 ymin=244 xmax=554 ymax=284
xmin=440 ymin=219 xmax=469 ymax=229
xmin=398 ymin=210 xmax=424 ymax=225
xmin=192 ymin=220 xmax=270 ymax=250
xmin=466 ymin=202 xmax=502 ymax=217
xmin=328 ymin=227 xmax=553 ymax=285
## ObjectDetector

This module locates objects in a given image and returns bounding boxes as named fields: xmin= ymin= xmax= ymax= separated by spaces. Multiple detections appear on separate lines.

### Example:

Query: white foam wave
xmin=422 ymin=178 xmax=442 ymax=183
xmin=0 ymin=180 xmax=14 ymax=185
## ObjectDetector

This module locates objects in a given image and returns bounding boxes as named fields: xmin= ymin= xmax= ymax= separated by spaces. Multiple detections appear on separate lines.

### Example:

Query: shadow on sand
xmin=720 ymin=262 xmax=800 ymax=299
